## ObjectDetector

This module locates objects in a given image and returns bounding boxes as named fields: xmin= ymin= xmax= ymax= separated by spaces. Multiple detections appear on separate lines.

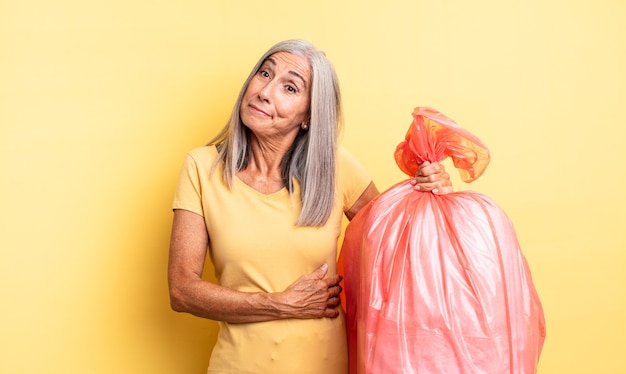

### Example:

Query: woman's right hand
xmin=274 ymin=263 xmax=343 ymax=319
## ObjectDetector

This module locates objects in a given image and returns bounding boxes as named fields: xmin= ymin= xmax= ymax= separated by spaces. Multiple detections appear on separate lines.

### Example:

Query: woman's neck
xmin=236 ymin=138 xmax=288 ymax=194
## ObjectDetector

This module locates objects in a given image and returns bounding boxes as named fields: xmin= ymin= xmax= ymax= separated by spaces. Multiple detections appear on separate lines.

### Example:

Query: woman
xmin=168 ymin=39 xmax=452 ymax=373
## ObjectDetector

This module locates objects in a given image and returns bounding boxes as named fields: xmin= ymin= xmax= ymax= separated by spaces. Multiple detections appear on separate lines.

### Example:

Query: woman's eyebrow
xmin=289 ymin=70 xmax=307 ymax=89
xmin=265 ymin=56 xmax=308 ymax=88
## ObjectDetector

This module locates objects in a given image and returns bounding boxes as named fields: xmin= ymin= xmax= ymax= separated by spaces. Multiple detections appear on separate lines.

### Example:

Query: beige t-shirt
xmin=172 ymin=145 xmax=371 ymax=374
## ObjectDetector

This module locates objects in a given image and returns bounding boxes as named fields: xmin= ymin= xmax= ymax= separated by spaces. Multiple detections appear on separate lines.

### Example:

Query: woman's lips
xmin=249 ymin=104 xmax=270 ymax=117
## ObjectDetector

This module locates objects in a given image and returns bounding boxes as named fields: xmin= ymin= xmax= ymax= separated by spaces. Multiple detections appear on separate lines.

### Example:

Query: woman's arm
xmin=345 ymin=182 xmax=379 ymax=221
xmin=167 ymin=209 xmax=343 ymax=323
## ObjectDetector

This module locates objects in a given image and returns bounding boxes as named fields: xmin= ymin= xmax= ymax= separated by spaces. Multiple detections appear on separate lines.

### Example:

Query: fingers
xmin=415 ymin=161 xmax=442 ymax=179
xmin=327 ymin=284 xmax=343 ymax=299
xmin=432 ymin=185 xmax=454 ymax=195
xmin=281 ymin=264 xmax=343 ymax=319
xmin=312 ymin=263 xmax=329 ymax=279
xmin=302 ymin=264 xmax=342 ymax=290
xmin=410 ymin=161 xmax=454 ymax=194
xmin=323 ymin=284 xmax=342 ymax=318
xmin=315 ymin=266 xmax=343 ymax=317
xmin=311 ymin=263 xmax=342 ymax=287
xmin=316 ymin=265 xmax=342 ymax=311
xmin=323 ymin=306 xmax=341 ymax=318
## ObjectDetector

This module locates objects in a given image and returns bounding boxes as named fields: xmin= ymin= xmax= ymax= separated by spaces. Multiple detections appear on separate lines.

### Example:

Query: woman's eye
xmin=286 ymin=85 xmax=297 ymax=93
xmin=259 ymin=70 xmax=270 ymax=78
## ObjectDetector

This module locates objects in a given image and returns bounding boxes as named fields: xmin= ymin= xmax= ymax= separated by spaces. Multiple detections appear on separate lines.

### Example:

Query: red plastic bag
xmin=340 ymin=107 xmax=546 ymax=374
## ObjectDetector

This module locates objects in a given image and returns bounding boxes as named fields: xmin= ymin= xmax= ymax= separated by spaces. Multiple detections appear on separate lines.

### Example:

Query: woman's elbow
xmin=169 ymin=295 xmax=185 ymax=313
xmin=168 ymin=280 xmax=189 ymax=313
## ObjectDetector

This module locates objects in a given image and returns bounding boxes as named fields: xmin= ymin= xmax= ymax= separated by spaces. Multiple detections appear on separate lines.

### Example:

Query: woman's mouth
xmin=249 ymin=104 xmax=270 ymax=117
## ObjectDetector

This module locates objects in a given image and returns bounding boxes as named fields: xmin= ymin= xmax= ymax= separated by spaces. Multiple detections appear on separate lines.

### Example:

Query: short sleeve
xmin=172 ymin=152 xmax=204 ymax=216
xmin=337 ymin=146 xmax=372 ymax=212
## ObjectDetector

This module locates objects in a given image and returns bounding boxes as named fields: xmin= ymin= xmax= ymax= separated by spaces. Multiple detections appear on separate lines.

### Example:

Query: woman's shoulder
xmin=337 ymin=145 xmax=365 ymax=170
xmin=185 ymin=145 xmax=219 ymax=164
xmin=335 ymin=145 xmax=372 ymax=209
xmin=336 ymin=145 xmax=371 ymax=184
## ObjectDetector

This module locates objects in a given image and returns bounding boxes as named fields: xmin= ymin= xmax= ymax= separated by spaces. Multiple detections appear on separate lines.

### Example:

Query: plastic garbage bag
xmin=340 ymin=107 xmax=546 ymax=374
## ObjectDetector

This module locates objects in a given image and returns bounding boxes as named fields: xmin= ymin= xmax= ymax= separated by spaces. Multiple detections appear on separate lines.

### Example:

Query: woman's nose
xmin=258 ymin=81 xmax=275 ymax=102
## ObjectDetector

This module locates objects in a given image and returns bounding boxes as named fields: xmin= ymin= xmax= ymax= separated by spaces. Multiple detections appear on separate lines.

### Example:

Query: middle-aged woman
xmin=168 ymin=39 xmax=453 ymax=373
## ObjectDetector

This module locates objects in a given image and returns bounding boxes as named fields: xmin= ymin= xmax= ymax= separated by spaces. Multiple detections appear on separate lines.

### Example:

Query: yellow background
xmin=1 ymin=0 xmax=624 ymax=373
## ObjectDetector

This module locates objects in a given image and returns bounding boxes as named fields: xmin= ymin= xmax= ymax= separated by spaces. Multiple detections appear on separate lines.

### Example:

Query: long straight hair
xmin=208 ymin=39 xmax=343 ymax=227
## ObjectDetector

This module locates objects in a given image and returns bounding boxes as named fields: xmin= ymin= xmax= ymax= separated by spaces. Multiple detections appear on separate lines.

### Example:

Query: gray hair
xmin=208 ymin=39 xmax=343 ymax=227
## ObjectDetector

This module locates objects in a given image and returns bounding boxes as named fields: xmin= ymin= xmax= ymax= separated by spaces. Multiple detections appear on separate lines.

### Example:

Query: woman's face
xmin=240 ymin=52 xmax=311 ymax=142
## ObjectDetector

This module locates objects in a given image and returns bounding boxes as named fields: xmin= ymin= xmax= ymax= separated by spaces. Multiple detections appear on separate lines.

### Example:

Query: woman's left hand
xmin=409 ymin=161 xmax=453 ymax=194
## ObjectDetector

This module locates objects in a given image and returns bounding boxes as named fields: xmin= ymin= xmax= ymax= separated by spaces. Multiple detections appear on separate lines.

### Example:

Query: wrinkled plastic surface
xmin=340 ymin=107 xmax=546 ymax=374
